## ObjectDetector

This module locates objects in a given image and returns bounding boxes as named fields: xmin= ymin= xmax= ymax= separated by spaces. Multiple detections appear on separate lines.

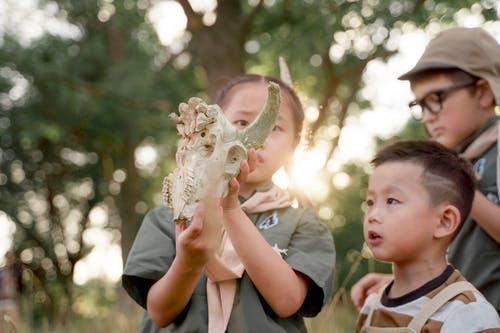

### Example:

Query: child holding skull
xmin=122 ymin=74 xmax=335 ymax=333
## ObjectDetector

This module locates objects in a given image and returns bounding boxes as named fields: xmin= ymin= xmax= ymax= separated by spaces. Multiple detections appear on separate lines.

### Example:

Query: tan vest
xmin=361 ymin=281 xmax=477 ymax=333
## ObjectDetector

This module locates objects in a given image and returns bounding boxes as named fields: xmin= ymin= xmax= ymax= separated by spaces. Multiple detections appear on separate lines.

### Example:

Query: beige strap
xmin=362 ymin=281 xmax=476 ymax=333
xmin=407 ymin=281 xmax=476 ymax=332
xmin=363 ymin=283 xmax=391 ymax=329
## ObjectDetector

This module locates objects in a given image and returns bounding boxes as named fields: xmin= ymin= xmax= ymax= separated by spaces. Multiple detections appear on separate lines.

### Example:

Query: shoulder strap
xmin=407 ymin=281 xmax=476 ymax=332
xmin=363 ymin=283 xmax=390 ymax=328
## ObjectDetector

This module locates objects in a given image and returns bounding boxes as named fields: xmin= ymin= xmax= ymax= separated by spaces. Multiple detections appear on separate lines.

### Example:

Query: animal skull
xmin=163 ymin=82 xmax=281 ymax=223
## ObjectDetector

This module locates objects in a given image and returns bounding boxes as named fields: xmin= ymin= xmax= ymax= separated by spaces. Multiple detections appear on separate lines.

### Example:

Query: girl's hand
xmin=175 ymin=200 xmax=223 ymax=271
xmin=222 ymin=148 xmax=257 ymax=210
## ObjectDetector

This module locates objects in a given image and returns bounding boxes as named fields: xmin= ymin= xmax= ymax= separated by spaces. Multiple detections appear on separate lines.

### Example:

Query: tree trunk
xmin=190 ymin=1 xmax=247 ymax=100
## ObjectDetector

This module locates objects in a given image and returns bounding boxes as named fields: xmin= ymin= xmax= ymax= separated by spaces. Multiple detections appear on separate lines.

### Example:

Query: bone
xmin=163 ymin=82 xmax=281 ymax=223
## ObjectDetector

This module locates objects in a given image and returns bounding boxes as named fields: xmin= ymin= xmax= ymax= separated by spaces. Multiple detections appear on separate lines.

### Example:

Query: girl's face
xmin=221 ymin=81 xmax=298 ymax=195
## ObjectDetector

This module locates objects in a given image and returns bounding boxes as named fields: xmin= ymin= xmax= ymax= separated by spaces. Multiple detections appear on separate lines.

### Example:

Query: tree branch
xmin=178 ymin=0 xmax=203 ymax=32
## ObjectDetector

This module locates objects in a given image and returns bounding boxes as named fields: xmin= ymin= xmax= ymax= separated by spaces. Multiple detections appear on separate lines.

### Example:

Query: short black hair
xmin=372 ymin=140 xmax=476 ymax=225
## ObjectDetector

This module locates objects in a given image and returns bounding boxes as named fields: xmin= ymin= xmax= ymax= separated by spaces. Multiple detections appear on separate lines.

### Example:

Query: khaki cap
xmin=399 ymin=27 xmax=500 ymax=105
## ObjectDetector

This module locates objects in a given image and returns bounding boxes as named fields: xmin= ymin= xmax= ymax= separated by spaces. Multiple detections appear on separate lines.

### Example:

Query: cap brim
xmin=398 ymin=62 xmax=458 ymax=81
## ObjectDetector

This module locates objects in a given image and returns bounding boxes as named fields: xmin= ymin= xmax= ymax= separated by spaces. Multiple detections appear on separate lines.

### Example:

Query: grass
xmin=13 ymin=301 xmax=357 ymax=333
xmin=11 ymin=288 xmax=358 ymax=333
xmin=305 ymin=293 xmax=358 ymax=333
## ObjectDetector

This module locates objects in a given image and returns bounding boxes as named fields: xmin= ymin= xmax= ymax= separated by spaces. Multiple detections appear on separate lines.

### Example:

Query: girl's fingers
xmin=237 ymin=160 xmax=249 ymax=183
xmin=182 ymin=204 xmax=204 ymax=239
xmin=222 ymin=177 xmax=240 ymax=209
xmin=227 ymin=177 xmax=240 ymax=196
xmin=246 ymin=148 xmax=258 ymax=173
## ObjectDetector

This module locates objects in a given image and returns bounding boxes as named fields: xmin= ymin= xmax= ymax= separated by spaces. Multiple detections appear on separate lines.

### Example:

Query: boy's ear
xmin=434 ymin=205 xmax=461 ymax=239
xmin=475 ymin=79 xmax=495 ymax=108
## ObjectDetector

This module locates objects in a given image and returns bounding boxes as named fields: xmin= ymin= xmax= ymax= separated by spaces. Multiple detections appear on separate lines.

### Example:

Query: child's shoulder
xmin=435 ymin=271 xmax=500 ymax=332
xmin=438 ymin=289 xmax=499 ymax=332
xmin=141 ymin=205 xmax=176 ymax=233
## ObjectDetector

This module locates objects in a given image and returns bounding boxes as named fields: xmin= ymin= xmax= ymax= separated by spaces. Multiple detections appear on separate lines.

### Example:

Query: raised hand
xmin=222 ymin=148 xmax=257 ymax=211
xmin=350 ymin=273 xmax=393 ymax=310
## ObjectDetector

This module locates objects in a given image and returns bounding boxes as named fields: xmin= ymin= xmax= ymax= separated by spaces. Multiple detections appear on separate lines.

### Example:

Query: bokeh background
xmin=0 ymin=0 xmax=499 ymax=332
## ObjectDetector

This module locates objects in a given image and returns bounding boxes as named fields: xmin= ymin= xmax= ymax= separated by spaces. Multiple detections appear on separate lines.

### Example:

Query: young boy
xmin=351 ymin=27 xmax=500 ymax=315
xmin=356 ymin=140 xmax=500 ymax=332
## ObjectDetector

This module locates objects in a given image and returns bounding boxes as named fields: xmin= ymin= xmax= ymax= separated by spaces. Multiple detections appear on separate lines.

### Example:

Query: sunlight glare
xmin=318 ymin=206 xmax=333 ymax=220
xmin=305 ymin=106 xmax=319 ymax=122
xmin=272 ymin=167 xmax=289 ymax=189
xmin=74 ymin=228 xmax=122 ymax=285
xmin=290 ymin=148 xmax=326 ymax=188
xmin=287 ymin=146 xmax=331 ymax=202
xmin=135 ymin=144 xmax=158 ymax=170
xmin=0 ymin=0 xmax=81 ymax=47
xmin=337 ymin=123 xmax=374 ymax=163
xmin=332 ymin=172 xmax=351 ymax=189
xmin=89 ymin=205 xmax=108 ymax=227
xmin=189 ymin=0 xmax=217 ymax=13
xmin=0 ymin=212 xmax=15 ymax=265
xmin=147 ymin=1 xmax=187 ymax=46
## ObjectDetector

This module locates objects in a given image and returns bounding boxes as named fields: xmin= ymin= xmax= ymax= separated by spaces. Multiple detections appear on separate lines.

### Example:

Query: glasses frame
xmin=408 ymin=80 xmax=478 ymax=120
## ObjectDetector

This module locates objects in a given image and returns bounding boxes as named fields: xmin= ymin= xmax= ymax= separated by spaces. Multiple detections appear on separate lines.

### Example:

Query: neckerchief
xmin=458 ymin=117 xmax=499 ymax=198
xmin=204 ymin=185 xmax=294 ymax=333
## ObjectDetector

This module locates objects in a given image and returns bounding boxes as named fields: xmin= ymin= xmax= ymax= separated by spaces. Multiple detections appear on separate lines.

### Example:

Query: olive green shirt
xmin=122 ymin=204 xmax=335 ymax=333
xmin=449 ymin=116 xmax=500 ymax=314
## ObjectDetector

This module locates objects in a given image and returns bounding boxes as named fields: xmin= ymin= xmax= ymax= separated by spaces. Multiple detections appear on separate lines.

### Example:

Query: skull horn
xmin=238 ymin=82 xmax=281 ymax=148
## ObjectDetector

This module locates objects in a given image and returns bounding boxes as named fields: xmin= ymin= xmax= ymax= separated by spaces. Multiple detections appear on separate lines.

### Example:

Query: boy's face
xmin=411 ymin=73 xmax=487 ymax=149
xmin=364 ymin=161 xmax=444 ymax=264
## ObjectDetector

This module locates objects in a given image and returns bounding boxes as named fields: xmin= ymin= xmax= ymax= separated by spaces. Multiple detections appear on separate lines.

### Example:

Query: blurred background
xmin=0 ymin=0 xmax=499 ymax=332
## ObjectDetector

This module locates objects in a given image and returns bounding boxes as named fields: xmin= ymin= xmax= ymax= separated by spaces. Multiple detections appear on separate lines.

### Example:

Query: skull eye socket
xmin=225 ymin=144 xmax=246 ymax=176
xmin=198 ymin=144 xmax=214 ymax=157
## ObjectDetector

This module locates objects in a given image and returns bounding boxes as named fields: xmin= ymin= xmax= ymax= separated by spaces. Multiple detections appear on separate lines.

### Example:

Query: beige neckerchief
xmin=459 ymin=118 xmax=499 ymax=198
xmin=204 ymin=185 xmax=294 ymax=333
xmin=460 ymin=119 xmax=498 ymax=162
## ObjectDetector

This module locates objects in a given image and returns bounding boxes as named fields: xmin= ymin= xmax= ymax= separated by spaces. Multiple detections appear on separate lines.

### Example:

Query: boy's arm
xmin=470 ymin=190 xmax=500 ymax=243
xmin=222 ymin=177 xmax=309 ymax=318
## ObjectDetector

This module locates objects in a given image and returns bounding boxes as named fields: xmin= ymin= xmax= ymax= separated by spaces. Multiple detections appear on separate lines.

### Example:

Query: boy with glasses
xmin=351 ymin=26 xmax=500 ymax=315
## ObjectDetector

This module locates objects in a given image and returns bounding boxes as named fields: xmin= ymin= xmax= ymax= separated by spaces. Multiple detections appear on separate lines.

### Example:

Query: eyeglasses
xmin=408 ymin=80 xmax=478 ymax=120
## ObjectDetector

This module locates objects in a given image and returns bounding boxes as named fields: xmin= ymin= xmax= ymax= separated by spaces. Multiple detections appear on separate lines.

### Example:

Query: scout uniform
xmin=449 ymin=116 xmax=500 ymax=314
xmin=122 ymin=191 xmax=335 ymax=333
xmin=356 ymin=267 xmax=500 ymax=333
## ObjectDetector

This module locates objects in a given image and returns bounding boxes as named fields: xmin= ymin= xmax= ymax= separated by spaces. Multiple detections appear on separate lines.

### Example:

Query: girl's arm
xmin=223 ymin=201 xmax=310 ymax=317
xmin=470 ymin=190 xmax=500 ymax=243
xmin=147 ymin=202 xmax=222 ymax=327
xmin=147 ymin=251 xmax=203 ymax=327
xmin=222 ymin=160 xmax=309 ymax=317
